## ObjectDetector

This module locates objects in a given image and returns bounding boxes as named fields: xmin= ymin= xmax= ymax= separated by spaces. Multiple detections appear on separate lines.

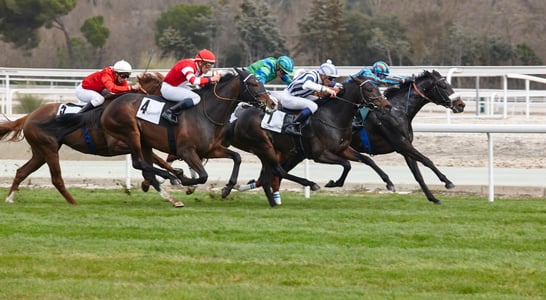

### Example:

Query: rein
xmin=205 ymin=73 xmax=265 ymax=126
xmin=411 ymin=79 xmax=453 ymax=109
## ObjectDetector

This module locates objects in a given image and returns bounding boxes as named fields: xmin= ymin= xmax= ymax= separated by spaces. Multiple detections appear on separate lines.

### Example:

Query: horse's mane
xmin=384 ymin=70 xmax=433 ymax=99
xmin=197 ymin=71 xmax=238 ymax=95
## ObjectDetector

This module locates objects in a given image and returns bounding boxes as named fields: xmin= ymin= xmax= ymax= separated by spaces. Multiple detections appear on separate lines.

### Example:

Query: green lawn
xmin=0 ymin=187 xmax=544 ymax=299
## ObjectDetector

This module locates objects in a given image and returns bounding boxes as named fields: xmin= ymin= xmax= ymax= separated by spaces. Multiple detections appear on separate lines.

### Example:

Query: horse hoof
xmin=141 ymin=182 xmax=150 ymax=193
xmin=432 ymin=200 xmax=443 ymax=205
xmin=186 ymin=186 xmax=196 ymax=195
xmin=172 ymin=201 xmax=185 ymax=208
xmin=324 ymin=180 xmax=336 ymax=188
xmin=268 ymin=201 xmax=279 ymax=207
xmin=386 ymin=184 xmax=396 ymax=192
xmin=221 ymin=186 xmax=233 ymax=198
xmin=310 ymin=183 xmax=320 ymax=191
xmin=170 ymin=178 xmax=182 ymax=186
xmin=445 ymin=183 xmax=455 ymax=189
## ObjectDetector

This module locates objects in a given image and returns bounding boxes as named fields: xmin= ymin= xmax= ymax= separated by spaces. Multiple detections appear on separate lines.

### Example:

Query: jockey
xmin=247 ymin=56 xmax=295 ymax=85
xmin=347 ymin=60 xmax=410 ymax=87
xmin=75 ymin=60 xmax=140 ymax=113
xmin=161 ymin=49 xmax=222 ymax=124
xmin=277 ymin=59 xmax=340 ymax=136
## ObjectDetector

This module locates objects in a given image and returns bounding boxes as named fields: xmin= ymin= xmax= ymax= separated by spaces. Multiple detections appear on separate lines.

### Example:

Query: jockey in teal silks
xmin=345 ymin=61 xmax=410 ymax=86
xmin=247 ymin=56 xmax=295 ymax=85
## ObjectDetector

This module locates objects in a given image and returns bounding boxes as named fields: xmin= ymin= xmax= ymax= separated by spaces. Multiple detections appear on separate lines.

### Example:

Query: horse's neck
xmin=317 ymin=94 xmax=357 ymax=126
xmin=391 ymin=92 xmax=429 ymax=122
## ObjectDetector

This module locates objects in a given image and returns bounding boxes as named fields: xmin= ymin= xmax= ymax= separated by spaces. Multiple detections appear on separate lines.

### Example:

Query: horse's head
xmin=136 ymin=72 xmax=164 ymax=96
xmin=233 ymin=68 xmax=276 ymax=111
xmin=407 ymin=70 xmax=465 ymax=113
xmin=347 ymin=76 xmax=391 ymax=110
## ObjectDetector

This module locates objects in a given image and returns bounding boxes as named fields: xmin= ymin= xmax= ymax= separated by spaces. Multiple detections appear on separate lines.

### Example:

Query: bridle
xmin=411 ymin=77 xmax=453 ymax=109
xmin=204 ymin=71 xmax=268 ymax=126
xmin=358 ymin=79 xmax=387 ymax=110
xmin=213 ymin=72 xmax=267 ymax=108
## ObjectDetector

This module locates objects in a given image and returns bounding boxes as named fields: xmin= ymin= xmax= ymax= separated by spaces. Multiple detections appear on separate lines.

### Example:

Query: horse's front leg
xmin=307 ymin=151 xmax=352 ymax=188
xmin=206 ymin=147 xmax=241 ymax=198
xmin=177 ymin=151 xmax=209 ymax=186
xmin=404 ymin=156 xmax=442 ymax=205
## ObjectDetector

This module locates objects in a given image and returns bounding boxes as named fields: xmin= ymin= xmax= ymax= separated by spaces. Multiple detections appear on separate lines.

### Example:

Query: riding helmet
xmin=372 ymin=61 xmax=390 ymax=77
xmin=318 ymin=59 xmax=339 ymax=78
xmin=113 ymin=60 xmax=133 ymax=73
xmin=195 ymin=49 xmax=216 ymax=64
xmin=277 ymin=56 xmax=295 ymax=76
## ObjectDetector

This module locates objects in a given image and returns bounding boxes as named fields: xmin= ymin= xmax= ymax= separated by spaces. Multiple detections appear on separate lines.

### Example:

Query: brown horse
xmin=100 ymin=68 xmax=274 ymax=203
xmin=226 ymin=76 xmax=392 ymax=206
xmin=0 ymin=72 xmax=186 ymax=206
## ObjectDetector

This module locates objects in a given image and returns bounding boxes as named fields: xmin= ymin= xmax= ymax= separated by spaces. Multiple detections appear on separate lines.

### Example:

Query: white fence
xmin=2 ymin=66 xmax=546 ymax=116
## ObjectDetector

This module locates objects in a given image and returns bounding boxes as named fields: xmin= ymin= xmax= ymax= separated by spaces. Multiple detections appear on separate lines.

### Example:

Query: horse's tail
xmin=0 ymin=115 xmax=28 ymax=142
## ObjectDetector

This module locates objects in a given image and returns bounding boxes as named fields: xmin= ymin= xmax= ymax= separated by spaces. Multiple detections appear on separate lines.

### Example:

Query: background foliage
xmin=0 ymin=0 xmax=544 ymax=68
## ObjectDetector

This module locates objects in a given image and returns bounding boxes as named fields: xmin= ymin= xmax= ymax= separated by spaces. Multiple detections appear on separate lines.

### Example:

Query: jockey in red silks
xmin=160 ymin=49 xmax=222 ymax=124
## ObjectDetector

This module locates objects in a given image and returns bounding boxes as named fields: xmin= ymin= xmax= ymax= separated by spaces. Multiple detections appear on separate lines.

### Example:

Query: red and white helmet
xmin=195 ymin=49 xmax=216 ymax=64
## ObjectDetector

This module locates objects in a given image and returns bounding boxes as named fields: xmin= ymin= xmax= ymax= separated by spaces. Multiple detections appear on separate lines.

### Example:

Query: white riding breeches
xmin=161 ymin=82 xmax=201 ymax=105
xmin=275 ymin=89 xmax=318 ymax=113
xmin=75 ymin=84 xmax=104 ymax=107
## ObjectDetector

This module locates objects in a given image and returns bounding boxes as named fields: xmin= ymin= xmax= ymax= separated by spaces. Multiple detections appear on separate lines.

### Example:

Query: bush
xmin=14 ymin=94 xmax=47 ymax=113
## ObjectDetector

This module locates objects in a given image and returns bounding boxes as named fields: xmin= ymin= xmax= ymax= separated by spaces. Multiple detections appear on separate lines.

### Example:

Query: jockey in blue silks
xmin=345 ymin=61 xmax=410 ymax=86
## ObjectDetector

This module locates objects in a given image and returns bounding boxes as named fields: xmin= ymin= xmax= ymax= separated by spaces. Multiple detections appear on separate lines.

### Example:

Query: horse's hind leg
xmin=343 ymin=147 xmax=395 ymax=191
xmin=6 ymin=155 xmax=46 ymax=203
xmin=45 ymin=153 xmax=78 ymax=205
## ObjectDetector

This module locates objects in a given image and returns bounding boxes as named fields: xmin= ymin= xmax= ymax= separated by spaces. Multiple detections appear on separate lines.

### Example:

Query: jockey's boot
xmin=78 ymin=103 xmax=95 ymax=113
xmin=293 ymin=107 xmax=312 ymax=124
xmin=161 ymin=98 xmax=194 ymax=124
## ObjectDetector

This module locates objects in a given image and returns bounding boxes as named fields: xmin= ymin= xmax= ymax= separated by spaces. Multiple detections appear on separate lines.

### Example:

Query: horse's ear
xmin=351 ymin=75 xmax=361 ymax=84
xmin=233 ymin=67 xmax=243 ymax=76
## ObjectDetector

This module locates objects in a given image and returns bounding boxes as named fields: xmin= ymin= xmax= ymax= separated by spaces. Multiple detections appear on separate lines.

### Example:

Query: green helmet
xmin=277 ymin=56 xmax=295 ymax=76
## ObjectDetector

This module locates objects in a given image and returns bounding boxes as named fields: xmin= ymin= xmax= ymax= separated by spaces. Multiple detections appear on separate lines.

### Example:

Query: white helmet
xmin=318 ymin=59 xmax=339 ymax=78
xmin=113 ymin=60 xmax=132 ymax=73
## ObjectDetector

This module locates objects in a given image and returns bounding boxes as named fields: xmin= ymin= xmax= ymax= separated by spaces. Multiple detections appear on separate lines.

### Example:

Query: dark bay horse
xmin=227 ymin=77 xmax=391 ymax=206
xmin=243 ymin=70 xmax=465 ymax=205
xmin=100 ymin=68 xmax=274 ymax=203
xmin=0 ymin=73 xmax=185 ymax=205
xmin=350 ymin=70 xmax=466 ymax=204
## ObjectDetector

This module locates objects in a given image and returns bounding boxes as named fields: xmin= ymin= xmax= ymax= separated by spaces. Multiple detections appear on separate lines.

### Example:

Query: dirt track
xmin=1 ymin=113 xmax=544 ymax=169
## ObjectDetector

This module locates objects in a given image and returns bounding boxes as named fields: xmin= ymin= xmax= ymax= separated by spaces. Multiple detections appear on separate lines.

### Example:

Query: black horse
xmin=350 ymin=70 xmax=465 ymax=204
xmin=242 ymin=70 xmax=465 ymax=205
xmin=227 ymin=76 xmax=391 ymax=206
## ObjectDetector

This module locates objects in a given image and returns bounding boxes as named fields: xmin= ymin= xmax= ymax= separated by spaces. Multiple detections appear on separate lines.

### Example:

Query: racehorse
xmin=0 ymin=72 xmax=186 ymax=206
xmin=349 ymin=70 xmax=466 ymax=204
xmin=100 ymin=68 xmax=274 ymax=202
xmin=227 ymin=76 xmax=392 ymax=206
xmin=241 ymin=70 xmax=465 ymax=205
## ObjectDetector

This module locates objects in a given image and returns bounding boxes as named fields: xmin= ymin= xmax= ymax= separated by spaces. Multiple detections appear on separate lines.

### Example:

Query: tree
xmin=155 ymin=4 xmax=211 ymax=59
xmin=80 ymin=16 xmax=110 ymax=67
xmin=235 ymin=0 xmax=288 ymax=65
xmin=514 ymin=43 xmax=542 ymax=65
xmin=0 ymin=0 xmax=76 ymax=51
xmin=295 ymin=0 xmax=350 ymax=65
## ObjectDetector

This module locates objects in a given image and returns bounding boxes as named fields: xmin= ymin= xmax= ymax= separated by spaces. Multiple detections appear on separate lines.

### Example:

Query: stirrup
xmin=161 ymin=111 xmax=178 ymax=124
